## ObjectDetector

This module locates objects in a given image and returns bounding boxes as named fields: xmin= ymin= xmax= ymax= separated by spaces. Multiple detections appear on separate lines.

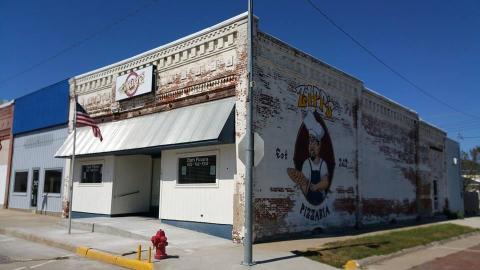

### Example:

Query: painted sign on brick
xmin=253 ymin=34 xmax=360 ymax=239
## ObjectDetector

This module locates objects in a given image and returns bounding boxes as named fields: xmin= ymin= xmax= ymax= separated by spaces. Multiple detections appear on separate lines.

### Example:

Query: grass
xmin=293 ymin=223 xmax=478 ymax=268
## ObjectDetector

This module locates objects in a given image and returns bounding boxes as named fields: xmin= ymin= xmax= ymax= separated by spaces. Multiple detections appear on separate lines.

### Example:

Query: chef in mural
xmin=288 ymin=110 xmax=335 ymax=206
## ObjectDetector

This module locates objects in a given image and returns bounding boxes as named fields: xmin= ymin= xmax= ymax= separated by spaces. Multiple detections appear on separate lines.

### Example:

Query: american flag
xmin=76 ymin=101 xmax=103 ymax=141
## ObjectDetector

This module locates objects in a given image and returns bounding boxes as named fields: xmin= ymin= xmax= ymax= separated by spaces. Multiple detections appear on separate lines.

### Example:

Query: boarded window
xmin=44 ymin=169 xmax=62 ymax=193
xmin=14 ymin=171 xmax=28 ymax=193
xmin=81 ymin=164 xmax=103 ymax=183
xmin=178 ymin=155 xmax=216 ymax=184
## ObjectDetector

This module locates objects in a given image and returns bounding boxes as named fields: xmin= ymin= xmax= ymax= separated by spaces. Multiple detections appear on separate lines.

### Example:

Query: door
xmin=150 ymin=157 xmax=161 ymax=218
xmin=30 ymin=169 xmax=39 ymax=207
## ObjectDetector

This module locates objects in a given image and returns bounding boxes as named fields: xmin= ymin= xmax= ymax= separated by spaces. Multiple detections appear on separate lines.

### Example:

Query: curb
xmin=76 ymin=246 xmax=153 ymax=270
xmin=357 ymin=230 xmax=480 ymax=267
xmin=0 ymin=227 xmax=76 ymax=253
xmin=0 ymin=227 xmax=154 ymax=270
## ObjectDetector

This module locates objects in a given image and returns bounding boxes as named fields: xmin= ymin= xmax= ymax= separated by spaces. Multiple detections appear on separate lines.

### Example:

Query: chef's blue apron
xmin=306 ymin=159 xmax=325 ymax=206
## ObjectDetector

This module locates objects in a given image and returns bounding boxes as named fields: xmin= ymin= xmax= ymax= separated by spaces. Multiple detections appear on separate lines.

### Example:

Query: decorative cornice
xmin=73 ymin=14 xmax=247 ymax=94
xmin=158 ymin=74 xmax=236 ymax=103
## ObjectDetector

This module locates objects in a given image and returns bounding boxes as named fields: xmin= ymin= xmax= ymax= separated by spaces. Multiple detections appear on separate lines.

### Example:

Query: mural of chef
xmin=287 ymin=110 xmax=335 ymax=206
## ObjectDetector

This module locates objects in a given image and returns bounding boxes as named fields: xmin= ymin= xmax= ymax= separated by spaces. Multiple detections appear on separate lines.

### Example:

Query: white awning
xmin=55 ymin=97 xmax=235 ymax=157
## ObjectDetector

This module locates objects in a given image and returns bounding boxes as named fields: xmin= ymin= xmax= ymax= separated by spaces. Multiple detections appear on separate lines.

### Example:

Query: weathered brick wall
xmin=0 ymin=103 xmax=13 ymax=141
xmin=253 ymin=31 xmax=363 ymax=240
xmin=252 ymin=30 xmax=450 ymax=241
xmin=359 ymin=89 xmax=418 ymax=224
xmin=418 ymin=121 xmax=446 ymax=215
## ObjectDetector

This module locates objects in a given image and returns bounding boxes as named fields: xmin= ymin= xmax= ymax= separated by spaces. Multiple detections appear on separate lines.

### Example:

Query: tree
xmin=461 ymin=146 xmax=480 ymax=192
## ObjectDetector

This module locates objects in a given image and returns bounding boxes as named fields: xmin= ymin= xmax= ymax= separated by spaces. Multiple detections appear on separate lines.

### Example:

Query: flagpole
xmin=68 ymin=89 xmax=77 ymax=235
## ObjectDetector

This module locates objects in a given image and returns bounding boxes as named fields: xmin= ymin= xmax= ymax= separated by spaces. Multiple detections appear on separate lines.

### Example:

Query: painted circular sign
xmin=124 ymin=71 xmax=140 ymax=97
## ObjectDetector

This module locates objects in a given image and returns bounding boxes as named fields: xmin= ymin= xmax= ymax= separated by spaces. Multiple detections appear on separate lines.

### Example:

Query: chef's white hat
xmin=303 ymin=111 xmax=325 ymax=141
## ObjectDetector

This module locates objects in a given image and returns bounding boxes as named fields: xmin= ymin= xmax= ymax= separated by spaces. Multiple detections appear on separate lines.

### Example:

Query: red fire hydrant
xmin=151 ymin=229 xmax=168 ymax=260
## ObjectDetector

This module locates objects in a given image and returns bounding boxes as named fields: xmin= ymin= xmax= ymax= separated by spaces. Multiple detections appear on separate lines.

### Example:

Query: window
xmin=44 ymin=169 xmax=62 ymax=193
xmin=13 ymin=171 xmax=28 ymax=193
xmin=81 ymin=164 xmax=103 ymax=183
xmin=178 ymin=155 xmax=216 ymax=184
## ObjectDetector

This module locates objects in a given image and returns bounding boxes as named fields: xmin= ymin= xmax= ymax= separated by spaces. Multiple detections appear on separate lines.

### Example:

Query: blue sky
xmin=0 ymin=0 xmax=479 ymax=151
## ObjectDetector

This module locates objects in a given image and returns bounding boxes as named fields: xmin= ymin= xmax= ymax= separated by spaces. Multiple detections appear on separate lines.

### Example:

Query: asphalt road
xmin=0 ymin=234 xmax=122 ymax=270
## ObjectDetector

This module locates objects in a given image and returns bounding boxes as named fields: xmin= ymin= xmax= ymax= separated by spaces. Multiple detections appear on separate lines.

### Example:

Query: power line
xmin=0 ymin=0 xmax=158 ymax=86
xmin=305 ymin=0 xmax=480 ymax=121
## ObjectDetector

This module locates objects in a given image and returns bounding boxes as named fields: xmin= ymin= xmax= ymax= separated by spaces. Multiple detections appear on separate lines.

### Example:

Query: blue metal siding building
xmin=8 ymin=80 xmax=70 ymax=214
xmin=13 ymin=79 xmax=69 ymax=135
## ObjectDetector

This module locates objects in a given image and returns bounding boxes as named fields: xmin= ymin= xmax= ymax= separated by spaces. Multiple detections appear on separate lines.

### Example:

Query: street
xmin=367 ymin=233 xmax=480 ymax=270
xmin=0 ymin=234 xmax=121 ymax=270
xmin=410 ymin=243 xmax=480 ymax=270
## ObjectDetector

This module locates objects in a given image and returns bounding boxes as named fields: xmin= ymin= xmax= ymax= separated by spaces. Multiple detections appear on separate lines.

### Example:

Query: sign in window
xmin=81 ymin=164 xmax=103 ymax=183
xmin=13 ymin=171 xmax=28 ymax=193
xmin=178 ymin=155 xmax=216 ymax=184
xmin=44 ymin=169 xmax=62 ymax=193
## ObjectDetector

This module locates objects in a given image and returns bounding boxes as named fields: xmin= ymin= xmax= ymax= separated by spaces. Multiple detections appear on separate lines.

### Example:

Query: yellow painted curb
xmin=76 ymin=246 xmax=153 ymax=270
xmin=116 ymin=256 xmax=153 ymax=270
xmin=76 ymin=246 xmax=90 ymax=257
xmin=86 ymin=249 xmax=117 ymax=265
xmin=344 ymin=260 xmax=359 ymax=270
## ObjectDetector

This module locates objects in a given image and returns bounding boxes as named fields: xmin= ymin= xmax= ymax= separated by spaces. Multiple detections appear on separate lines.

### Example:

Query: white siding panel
xmin=72 ymin=156 xmax=114 ymax=215
xmin=8 ymin=127 xmax=68 ymax=212
xmin=160 ymin=144 xmax=236 ymax=225
xmin=0 ymin=165 xmax=6 ymax=206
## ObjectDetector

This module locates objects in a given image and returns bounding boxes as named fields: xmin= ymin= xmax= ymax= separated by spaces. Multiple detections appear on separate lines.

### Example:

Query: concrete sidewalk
xmin=0 ymin=209 xmax=335 ymax=270
xmin=62 ymin=216 xmax=229 ymax=250
xmin=366 ymin=233 xmax=480 ymax=270
xmin=2 ymin=209 xmax=479 ymax=270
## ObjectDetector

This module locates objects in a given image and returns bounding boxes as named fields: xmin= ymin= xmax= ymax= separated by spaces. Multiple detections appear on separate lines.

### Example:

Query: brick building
xmin=55 ymin=13 xmax=462 ymax=242
xmin=0 ymin=101 xmax=13 ymax=208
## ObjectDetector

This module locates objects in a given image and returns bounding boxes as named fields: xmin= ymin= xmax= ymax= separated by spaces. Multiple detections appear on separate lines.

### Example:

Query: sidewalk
xmin=366 ymin=233 xmax=480 ymax=270
xmin=0 ymin=209 xmax=335 ymax=270
xmin=2 ymin=209 xmax=479 ymax=270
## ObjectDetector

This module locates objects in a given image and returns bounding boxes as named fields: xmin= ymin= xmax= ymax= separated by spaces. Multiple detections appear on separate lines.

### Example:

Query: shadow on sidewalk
xmin=255 ymin=254 xmax=300 ymax=264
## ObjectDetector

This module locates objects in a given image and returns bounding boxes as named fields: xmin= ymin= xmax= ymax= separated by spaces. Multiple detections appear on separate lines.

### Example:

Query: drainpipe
xmin=243 ymin=0 xmax=254 ymax=266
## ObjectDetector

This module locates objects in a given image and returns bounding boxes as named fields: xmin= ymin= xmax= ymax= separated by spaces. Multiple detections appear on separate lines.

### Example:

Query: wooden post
xmin=137 ymin=245 xmax=142 ymax=261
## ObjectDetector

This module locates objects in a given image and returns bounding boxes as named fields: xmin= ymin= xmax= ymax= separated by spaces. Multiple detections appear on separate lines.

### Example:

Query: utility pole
xmin=243 ymin=0 xmax=254 ymax=266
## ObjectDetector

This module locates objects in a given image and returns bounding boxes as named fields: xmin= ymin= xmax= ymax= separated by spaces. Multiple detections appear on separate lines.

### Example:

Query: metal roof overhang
xmin=55 ymin=97 xmax=236 ymax=158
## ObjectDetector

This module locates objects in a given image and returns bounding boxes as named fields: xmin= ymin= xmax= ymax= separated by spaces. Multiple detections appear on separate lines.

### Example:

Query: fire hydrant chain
xmin=151 ymin=229 xmax=168 ymax=260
